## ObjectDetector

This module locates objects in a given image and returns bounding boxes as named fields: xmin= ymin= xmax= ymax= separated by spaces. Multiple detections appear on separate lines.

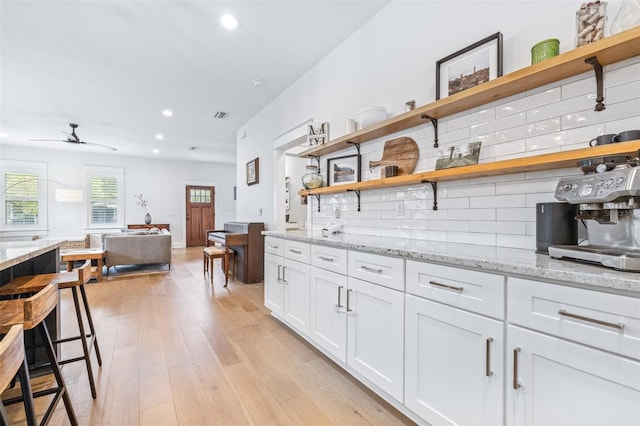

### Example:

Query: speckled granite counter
xmin=264 ymin=230 xmax=639 ymax=294
xmin=0 ymin=239 xmax=65 ymax=271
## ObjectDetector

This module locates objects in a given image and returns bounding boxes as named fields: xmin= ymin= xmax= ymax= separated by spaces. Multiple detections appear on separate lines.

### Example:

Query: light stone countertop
xmin=264 ymin=230 xmax=640 ymax=294
xmin=0 ymin=239 xmax=66 ymax=271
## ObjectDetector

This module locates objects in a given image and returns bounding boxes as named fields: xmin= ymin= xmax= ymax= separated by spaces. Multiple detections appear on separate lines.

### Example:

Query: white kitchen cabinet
xmin=282 ymin=257 xmax=310 ymax=335
xmin=405 ymin=295 xmax=504 ymax=426
xmin=264 ymin=252 xmax=285 ymax=318
xmin=309 ymin=267 xmax=348 ymax=362
xmin=347 ymin=276 xmax=405 ymax=402
xmin=507 ymin=324 xmax=640 ymax=426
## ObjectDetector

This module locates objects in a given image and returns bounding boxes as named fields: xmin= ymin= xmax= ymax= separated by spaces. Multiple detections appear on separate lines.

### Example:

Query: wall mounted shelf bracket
xmin=346 ymin=141 xmax=361 ymax=156
xmin=421 ymin=115 xmax=439 ymax=148
xmin=347 ymin=189 xmax=361 ymax=211
xmin=313 ymin=194 xmax=321 ymax=212
xmin=585 ymin=57 xmax=605 ymax=111
xmin=421 ymin=180 xmax=438 ymax=210
xmin=309 ymin=155 xmax=321 ymax=172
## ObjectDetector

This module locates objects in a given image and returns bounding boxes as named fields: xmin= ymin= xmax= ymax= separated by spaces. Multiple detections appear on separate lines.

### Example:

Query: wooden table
xmin=61 ymin=248 xmax=106 ymax=282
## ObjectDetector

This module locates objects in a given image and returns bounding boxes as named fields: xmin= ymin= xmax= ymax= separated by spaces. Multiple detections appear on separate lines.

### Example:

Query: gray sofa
xmin=103 ymin=229 xmax=171 ymax=274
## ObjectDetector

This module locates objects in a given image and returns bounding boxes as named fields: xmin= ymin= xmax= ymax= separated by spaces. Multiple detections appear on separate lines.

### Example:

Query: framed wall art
xmin=246 ymin=157 xmax=259 ymax=186
xmin=307 ymin=121 xmax=329 ymax=146
xmin=436 ymin=32 xmax=503 ymax=100
xmin=435 ymin=141 xmax=482 ymax=170
xmin=327 ymin=154 xmax=360 ymax=186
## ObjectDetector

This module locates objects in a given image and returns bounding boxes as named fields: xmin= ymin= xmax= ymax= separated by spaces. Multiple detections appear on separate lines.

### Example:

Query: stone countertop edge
xmin=263 ymin=231 xmax=640 ymax=294
xmin=0 ymin=239 xmax=66 ymax=271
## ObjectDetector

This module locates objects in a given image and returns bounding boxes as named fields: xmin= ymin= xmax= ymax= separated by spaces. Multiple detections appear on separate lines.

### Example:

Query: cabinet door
xmin=405 ymin=295 xmax=504 ymax=426
xmin=264 ymin=253 xmax=284 ymax=318
xmin=507 ymin=325 xmax=640 ymax=426
xmin=347 ymin=277 xmax=404 ymax=402
xmin=309 ymin=267 xmax=348 ymax=362
xmin=283 ymin=258 xmax=311 ymax=336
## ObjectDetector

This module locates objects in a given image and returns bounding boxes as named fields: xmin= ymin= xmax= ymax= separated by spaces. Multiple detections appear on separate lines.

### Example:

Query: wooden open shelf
xmin=299 ymin=26 xmax=640 ymax=159
xmin=300 ymin=141 xmax=640 ymax=196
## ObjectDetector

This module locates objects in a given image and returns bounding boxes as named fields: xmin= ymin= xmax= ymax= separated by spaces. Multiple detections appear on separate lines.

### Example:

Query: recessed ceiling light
xmin=155 ymin=134 xmax=164 ymax=140
xmin=253 ymin=79 xmax=264 ymax=87
xmin=153 ymin=149 xmax=160 ymax=154
xmin=220 ymin=14 xmax=239 ymax=29
xmin=162 ymin=109 xmax=173 ymax=117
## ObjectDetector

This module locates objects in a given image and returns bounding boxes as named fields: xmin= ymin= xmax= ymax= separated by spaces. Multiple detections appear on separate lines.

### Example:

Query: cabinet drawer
xmin=406 ymin=261 xmax=505 ymax=319
xmin=311 ymin=245 xmax=348 ymax=275
xmin=284 ymin=240 xmax=310 ymax=264
xmin=265 ymin=236 xmax=284 ymax=257
xmin=348 ymin=251 xmax=404 ymax=291
xmin=508 ymin=277 xmax=640 ymax=359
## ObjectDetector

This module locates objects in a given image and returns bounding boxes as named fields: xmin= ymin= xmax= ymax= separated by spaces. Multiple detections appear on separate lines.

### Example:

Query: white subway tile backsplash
xmin=310 ymin=64 xmax=639 ymax=252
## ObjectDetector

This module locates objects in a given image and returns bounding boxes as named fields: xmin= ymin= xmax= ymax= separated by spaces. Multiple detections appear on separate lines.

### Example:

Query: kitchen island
xmin=263 ymin=230 xmax=639 ymax=426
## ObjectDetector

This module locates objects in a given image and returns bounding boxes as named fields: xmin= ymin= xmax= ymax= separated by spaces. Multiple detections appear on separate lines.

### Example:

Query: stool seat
xmin=203 ymin=246 xmax=235 ymax=286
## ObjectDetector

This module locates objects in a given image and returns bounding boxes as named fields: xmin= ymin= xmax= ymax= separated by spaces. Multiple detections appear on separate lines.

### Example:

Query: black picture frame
xmin=436 ymin=32 xmax=503 ymax=100
xmin=246 ymin=157 xmax=259 ymax=186
xmin=327 ymin=154 xmax=361 ymax=186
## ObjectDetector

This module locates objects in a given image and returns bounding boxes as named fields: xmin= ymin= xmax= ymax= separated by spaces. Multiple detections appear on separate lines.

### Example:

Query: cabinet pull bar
xmin=336 ymin=286 xmax=344 ymax=308
xmin=346 ymin=289 xmax=353 ymax=312
xmin=282 ymin=266 xmax=287 ymax=284
xmin=429 ymin=280 xmax=464 ymax=292
xmin=558 ymin=310 xmax=624 ymax=330
xmin=513 ymin=347 xmax=521 ymax=390
xmin=318 ymin=256 xmax=335 ymax=262
xmin=277 ymin=265 xmax=282 ymax=282
xmin=361 ymin=265 xmax=383 ymax=274
xmin=268 ymin=245 xmax=279 ymax=250
xmin=289 ymin=249 xmax=303 ymax=254
xmin=486 ymin=338 xmax=493 ymax=377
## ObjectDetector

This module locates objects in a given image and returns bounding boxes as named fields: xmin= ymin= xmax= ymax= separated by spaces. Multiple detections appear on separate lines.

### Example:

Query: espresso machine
xmin=548 ymin=155 xmax=640 ymax=271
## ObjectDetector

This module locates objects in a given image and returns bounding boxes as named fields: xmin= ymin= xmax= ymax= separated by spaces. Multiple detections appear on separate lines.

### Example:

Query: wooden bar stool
xmin=0 ymin=324 xmax=37 ymax=426
xmin=0 ymin=260 xmax=102 ymax=399
xmin=0 ymin=282 xmax=78 ymax=426
xmin=203 ymin=246 xmax=235 ymax=286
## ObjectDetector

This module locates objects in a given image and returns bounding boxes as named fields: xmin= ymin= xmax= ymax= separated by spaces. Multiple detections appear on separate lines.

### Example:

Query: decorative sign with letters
xmin=307 ymin=122 xmax=329 ymax=146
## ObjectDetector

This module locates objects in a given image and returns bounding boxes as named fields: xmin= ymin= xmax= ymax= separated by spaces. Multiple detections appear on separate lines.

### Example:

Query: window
xmin=85 ymin=167 xmax=124 ymax=228
xmin=190 ymin=188 xmax=212 ymax=203
xmin=0 ymin=161 xmax=47 ymax=231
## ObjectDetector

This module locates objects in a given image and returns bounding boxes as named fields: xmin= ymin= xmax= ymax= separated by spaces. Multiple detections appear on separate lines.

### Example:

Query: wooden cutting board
xmin=368 ymin=136 xmax=418 ymax=175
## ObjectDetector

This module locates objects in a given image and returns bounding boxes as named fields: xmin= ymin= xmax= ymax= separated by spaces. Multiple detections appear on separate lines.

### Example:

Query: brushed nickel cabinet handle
xmin=336 ymin=286 xmax=344 ymax=308
xmin=319 ymin=256 xmax=335 ymax=262
xmin=289 ymin=249 xmax=303 ymax=254
xmin=268 ymin=245 xmax=279 ymax=250
xmin=486 ymin=338 xmax=494 ymax=377
xmin=513 ymin=347 xmax=521 ymax=390
xmin=361 ymin=265 xmax=383 ymax=274
xmin=346 ymin=289 xmax=353 ymax=312
xmin=558 ymin=309 xmax=624 ymax=330
xmin=429 ymin=280 xmax=464 ymax=292
xmin=282 ymin=266 xmax=287 ymax=284
xmin=277 ymin=265 xmax=282 ymax=282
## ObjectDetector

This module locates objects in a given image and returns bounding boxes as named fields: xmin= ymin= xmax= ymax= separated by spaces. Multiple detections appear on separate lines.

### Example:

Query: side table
xmin=61 ymin=248 xmax=106 ymax=282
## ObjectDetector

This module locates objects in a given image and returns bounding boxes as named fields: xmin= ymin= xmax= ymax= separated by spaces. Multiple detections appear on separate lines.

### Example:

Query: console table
xmin=127 ymin=223 xmax=170 ymax=230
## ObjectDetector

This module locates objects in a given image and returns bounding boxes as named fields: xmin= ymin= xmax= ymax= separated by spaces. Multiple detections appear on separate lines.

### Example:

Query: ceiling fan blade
xmin=29 ymin=138 xmax=67 ymax=142
xmin=79 ymin=141 xmax=118 ymax=151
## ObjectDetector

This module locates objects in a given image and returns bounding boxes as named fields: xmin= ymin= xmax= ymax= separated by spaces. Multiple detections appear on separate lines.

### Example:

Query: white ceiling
xmin=0 ymin=0 xmax=388 ymax=164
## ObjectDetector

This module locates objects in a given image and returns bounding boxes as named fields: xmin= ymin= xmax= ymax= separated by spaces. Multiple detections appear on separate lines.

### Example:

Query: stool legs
xmin=0 ymin=356 xmax=36 ymax=426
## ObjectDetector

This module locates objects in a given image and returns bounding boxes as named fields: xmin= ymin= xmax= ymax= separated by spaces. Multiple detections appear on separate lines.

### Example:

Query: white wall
xmin=237 ymin=1 xmax=636 ymax=240
xmin=0 ymin=145 xmax=236 ymax=247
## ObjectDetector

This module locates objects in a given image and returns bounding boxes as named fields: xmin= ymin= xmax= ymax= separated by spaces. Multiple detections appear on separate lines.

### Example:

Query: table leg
xmin=97 ymin=257 xmax=103 ymax=282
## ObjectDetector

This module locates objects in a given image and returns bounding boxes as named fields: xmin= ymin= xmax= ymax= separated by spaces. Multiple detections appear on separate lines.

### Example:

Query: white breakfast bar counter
xmin=262 ymin=230 xmax=640 ymax=426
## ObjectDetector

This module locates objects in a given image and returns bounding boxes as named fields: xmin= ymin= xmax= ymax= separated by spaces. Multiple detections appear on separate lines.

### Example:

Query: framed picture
xmin=246 ymin=157 xmax=259 ymax=186
xmin=436 ymin=32 xmax=503 ymax=100
xmin=435 ymin=141 xmax=482 ymax=170
xmin=327 ymin=154 xmax=360 ymax=186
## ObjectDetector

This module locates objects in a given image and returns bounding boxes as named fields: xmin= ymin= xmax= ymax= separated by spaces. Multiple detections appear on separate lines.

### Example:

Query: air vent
xmin=214 ymin=111 xmax=227 ymax=119
xmin=189 ymin=146 xmax=199 ymax=150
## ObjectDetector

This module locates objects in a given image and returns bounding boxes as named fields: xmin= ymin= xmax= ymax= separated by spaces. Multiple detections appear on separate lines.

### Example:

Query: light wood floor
xmin=5 ymin=247 xmax=415 ymax=425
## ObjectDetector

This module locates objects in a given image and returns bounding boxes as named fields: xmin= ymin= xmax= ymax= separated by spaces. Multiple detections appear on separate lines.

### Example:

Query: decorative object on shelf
xmin=531 ymin=38 xmax=560 ymax=64
xmin=345 ymin=118 xmax=357 ymax=134
xmin=576 ymin=1 xmax=607 ymax=47
xmin=327 ymin=154 xmax=361 ymax=186
xmin=134 ymin=193 xmax=151 ymax=224
xmin=405 ymin=100 xmax=416 ymax=112
xmin=610 ymin=0 xmax=640 ymax=34
xmin=384 ymin=165 xmax=399 ymax=178
xmin=368 ymin=136 xmax=419 ymax=176
xmin=246 ymin=157 xmax=259 ymax=186
xmin=307 ymin=122 xmax=329 ymax=146
xmin=435 ymin=141 xmax=482 ymax=170
xmin=436 ymin=32 xmax=503 ymax=100
xmin=301 ymin=164 xmax=324 ymax=189
xmin=359 ymin=106 xmax=388 ymax=129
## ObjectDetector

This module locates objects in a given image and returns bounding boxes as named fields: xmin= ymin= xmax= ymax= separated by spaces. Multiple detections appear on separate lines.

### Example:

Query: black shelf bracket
xmin=585 ymin=57 xmax=605 ymax=111
xmin=421 ymin=115 xmax=439 ymax=148
xmin=310 ymin=155 xmax=321 ymax=173
xmin=313 ymin=194 xmax=321 ymax=212
xmin=347 ymin=189 xmax=361 ymax=212
xmin=421 ymin=180 xmax=438 ymax=210
xmin=346 ymin=141 xmax=361 ymax=156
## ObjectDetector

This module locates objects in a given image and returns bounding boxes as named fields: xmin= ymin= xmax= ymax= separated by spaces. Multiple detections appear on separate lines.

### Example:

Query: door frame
xmin=179 ymin=179 xmax=219 ymax=248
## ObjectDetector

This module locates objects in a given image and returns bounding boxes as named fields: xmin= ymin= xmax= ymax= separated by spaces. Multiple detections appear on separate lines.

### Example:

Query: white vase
xmin=611 ymin=0 xmax=640 ymax=34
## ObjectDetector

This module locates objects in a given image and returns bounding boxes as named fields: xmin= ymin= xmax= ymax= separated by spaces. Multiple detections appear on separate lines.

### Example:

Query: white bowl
xmin=359 ymin=106 xmax=388 ymax=129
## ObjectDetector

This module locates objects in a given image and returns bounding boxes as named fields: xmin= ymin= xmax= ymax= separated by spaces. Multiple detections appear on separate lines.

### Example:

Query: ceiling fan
xmin=30 ymin=123 xmax=117 ymax=151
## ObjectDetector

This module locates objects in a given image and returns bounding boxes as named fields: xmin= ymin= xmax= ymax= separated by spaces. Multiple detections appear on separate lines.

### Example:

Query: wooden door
xmin=186 ymin=185 xmax=215 ymax=247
